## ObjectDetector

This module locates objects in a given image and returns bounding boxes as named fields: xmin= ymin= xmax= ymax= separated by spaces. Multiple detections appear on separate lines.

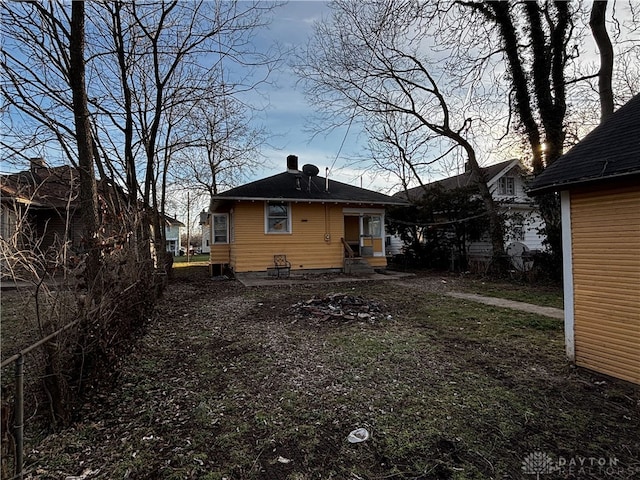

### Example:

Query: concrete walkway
xmin=445 ymin=292 xmax=564 ymax=319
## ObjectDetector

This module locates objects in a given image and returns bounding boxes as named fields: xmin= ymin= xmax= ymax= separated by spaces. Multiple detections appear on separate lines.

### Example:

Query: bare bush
xmin=1 ymin=187 xmax=161 ymax=478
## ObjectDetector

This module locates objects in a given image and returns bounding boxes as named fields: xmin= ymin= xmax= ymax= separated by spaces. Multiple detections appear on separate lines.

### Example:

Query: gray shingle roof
xmin=395 ymin=159 xmax=518 ymax=202
xmin=529 ymin=93 xmax=640 ymax=194
xmin=213 ymin=171 xmax=408 ymax=206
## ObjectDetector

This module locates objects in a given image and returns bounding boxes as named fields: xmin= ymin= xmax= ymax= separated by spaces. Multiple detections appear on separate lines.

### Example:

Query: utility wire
xmin=327 ymin=3 xmax=391 ymax=178
xmin=388 ymin=211 xmax=488 ymax=228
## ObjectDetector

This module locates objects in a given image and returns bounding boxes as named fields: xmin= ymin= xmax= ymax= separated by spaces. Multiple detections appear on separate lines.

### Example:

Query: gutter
xmin=527 ymin=171 xmax=640 ymax=196
xmin=211 ymin=196 xmax=409 ymax=207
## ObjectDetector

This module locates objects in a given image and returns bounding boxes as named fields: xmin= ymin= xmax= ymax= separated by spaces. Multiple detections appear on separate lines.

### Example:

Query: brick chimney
xmin=286 ymin=154 xmax=299 ymax=173
xmin=30 ymin=157 xmax=46 ymax=172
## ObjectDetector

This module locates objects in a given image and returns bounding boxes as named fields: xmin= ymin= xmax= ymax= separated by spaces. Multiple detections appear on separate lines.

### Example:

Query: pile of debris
xmin=289 ymin=292 xmax=391 ymax=323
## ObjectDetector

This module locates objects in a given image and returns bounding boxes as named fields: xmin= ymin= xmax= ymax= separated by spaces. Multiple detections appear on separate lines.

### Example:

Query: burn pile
xmin=289 ymin=292 xmax=391 ymax=323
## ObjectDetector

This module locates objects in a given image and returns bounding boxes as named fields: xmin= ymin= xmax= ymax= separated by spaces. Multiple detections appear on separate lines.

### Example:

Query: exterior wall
xmin=201 ymin=218 xmax=211 ymax=254
xmin=0 ymin=203 xmax=19 ymax=241
xmin=33 ymin=209 xmax=83 ymax=252
xmin=489 ymin=165 xmax=528 ymax=200
xmin=386 ymin=234 xmax=404 ymax=256
xmin=503 ymin=205 xmax=545 ymax=250
xmin=223 ymin=201 xmax=388 ymax=273
xmin=394 ymin=164 xmax=546 ymax=263
xmin=468 ymin=205 xmax=545 ymax=262
xmin=570 ymin=183 xmax=640 ymax=384
xmin=165 ymin=224 xmax=182 ymax=255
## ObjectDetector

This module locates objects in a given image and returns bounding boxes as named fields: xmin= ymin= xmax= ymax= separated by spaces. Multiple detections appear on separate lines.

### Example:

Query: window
xmin=512 ymin=225 xmax=525 ymax=242
xmin=266 ymin=202 xmax=290 ymax=233
xmin=213 ymin=214 xmax=228 ymax=244
xmin=363 ymin=215 xmax=382 ymax=237
xmin=498 ymin=176 xmax=515 ymax=195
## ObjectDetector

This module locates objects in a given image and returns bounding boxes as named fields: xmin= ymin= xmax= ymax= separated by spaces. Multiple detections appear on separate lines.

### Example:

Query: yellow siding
xmin=231 ymin=201 xmax=353 ymax=272
xmin=210 ymin=244 xmax=231 ymax=264
xmin=571 ymin=185 xmax=640 ymax=384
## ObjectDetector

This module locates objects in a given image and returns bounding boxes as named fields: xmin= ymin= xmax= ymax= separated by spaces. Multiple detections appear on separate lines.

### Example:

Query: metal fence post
xmin=15 ymin=354 xmax=24 ymax=480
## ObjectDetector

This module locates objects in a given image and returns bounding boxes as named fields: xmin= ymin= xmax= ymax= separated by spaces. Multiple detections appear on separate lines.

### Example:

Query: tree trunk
xmin=69 ymin=1 xmax=100 ymax=283
xmin=589 ymin=0 xmax=614 ymax=122
xmin=459 ymin=139 xmax=506 ymax=269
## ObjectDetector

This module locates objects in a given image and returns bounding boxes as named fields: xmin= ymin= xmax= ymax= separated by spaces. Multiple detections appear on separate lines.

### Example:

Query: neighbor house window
xmin=266 ymin=202 xmax=291 ymax=233
xmin=213 ymin=214 xmax=228 ymax=244
xmin=512 ymin=225 xmax=525 ymax=242
xmin=498 ymin=176 xmax=515 ymax=195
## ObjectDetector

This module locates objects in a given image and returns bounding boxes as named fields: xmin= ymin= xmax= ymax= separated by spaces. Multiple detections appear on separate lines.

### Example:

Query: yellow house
xmin=529 ymin=94 xmax=640 ymax=385
xmin=207 ymin=155 xmax=408 ymax=276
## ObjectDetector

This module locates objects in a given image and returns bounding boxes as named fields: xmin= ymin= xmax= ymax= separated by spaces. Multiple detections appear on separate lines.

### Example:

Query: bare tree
xmin=297 ymin=0 xmax=506 ymax=264
xmin=1 ymin=3 xmax=80 ymax=167
xmin=172 ymin=93 xmax=268 ymax=209
xmin=69 ymin=1 xmax=100 ymax=282
xmin=88 ymin=0 xmax=282 ymax=258
xmin=458 ymin=1 xmax=573 ymax=173
xmin=590 ymin=0 xmax=615 ymax=122
xmin=3 ymin=0 xmax=283 ymax=261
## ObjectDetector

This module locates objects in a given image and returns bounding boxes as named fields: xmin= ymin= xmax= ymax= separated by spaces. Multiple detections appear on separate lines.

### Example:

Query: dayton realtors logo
xmin=521 ymin=452 xmax=557 ymax=479
xmin=522 ymin=452 xmax=638 ymax=478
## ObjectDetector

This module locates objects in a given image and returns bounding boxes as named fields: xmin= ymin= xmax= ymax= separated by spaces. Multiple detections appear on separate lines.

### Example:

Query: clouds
xmin=244 ymin=2 xmax=375 ymax=188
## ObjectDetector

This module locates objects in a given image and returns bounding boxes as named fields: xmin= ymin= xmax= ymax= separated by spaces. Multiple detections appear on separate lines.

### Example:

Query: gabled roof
xmin=164 ymin=214 xmax=185 ymax=228
xmin=396 ymin=159 xmax=521 ymax=202
xmin=2 ymin=165 xmax=79 ymax=208
xmin=1 ymin=164 xmax=125 ymax=209
xmin=529 ymin=93 xmax=640 ymax=194
xmin=212 ymin=171 xmax=408 ymax=207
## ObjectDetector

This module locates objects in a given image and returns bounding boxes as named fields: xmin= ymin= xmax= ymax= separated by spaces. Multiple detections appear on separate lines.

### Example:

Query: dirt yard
xmin=5 ymin=268 xmax=640 ymax=479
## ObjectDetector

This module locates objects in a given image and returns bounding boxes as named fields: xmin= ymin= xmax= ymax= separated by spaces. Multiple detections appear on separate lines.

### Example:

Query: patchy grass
xmin=455 ymin=276 xmax=564 ymax=309
xmin=172 ymin=253 xmax=209 ymax=265
xmin=4 ymin=272 xmax=638 ymax=480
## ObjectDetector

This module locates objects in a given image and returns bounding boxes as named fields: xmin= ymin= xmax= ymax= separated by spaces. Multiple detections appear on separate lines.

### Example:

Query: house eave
xmin=528 ymin=171 xmax=640 ymax=196
xmin=212 ymin=195 xmax=409 ymax=208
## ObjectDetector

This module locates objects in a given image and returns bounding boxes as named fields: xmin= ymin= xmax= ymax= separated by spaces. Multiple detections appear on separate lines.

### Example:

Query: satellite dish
xmin=302 ymin=164 xmax=320 ymax=177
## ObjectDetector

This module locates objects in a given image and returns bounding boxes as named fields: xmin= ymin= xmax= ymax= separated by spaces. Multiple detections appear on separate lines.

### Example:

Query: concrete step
xmin=343 ymin=257 xmax=375 ymax=275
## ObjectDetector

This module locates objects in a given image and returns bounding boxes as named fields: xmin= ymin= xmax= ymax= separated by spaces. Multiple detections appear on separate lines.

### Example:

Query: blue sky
xmin=242 ymin=1 xmax=384 ymax=191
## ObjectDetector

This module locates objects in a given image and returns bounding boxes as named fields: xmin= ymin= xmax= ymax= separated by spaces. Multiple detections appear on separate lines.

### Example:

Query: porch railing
xmin=341 ymin=237 xmax=355 ymax=258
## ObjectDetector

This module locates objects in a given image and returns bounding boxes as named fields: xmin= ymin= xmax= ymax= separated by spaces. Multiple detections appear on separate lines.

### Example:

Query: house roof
xmin=164 ymin=214 xmax=185 ymax=228
xmin=2 ymin=165 xmax=80 ymax=208
xmin=212 ymin=171 xmax=408 ymax=207
xmin=395 ymin=159 xmax=520 ymax=202
xmin=1 ymin=164 xmax=125 ymax=209
xmin=529 ymin=93 xmax=640 ymax=194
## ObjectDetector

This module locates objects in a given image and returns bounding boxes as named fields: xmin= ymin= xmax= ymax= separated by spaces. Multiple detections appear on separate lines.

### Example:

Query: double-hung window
xmin=213 ymin=214 xmax=229 ymax=244
xmin=266 ymin=202 xmax=291 ymax=233
xmin=498 ymin=176 xmax=515 ymax=195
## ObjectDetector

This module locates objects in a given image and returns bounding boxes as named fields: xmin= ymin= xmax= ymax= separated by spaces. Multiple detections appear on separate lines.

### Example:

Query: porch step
xmin=343 ymin=257 xmax=375 ymax=275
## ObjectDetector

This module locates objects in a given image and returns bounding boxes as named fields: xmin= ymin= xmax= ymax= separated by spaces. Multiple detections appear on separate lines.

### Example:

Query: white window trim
xmin=264 ymin=201 xmax=292 ymax=234
xmin=212 ymin=213 xmax=229 ymax=244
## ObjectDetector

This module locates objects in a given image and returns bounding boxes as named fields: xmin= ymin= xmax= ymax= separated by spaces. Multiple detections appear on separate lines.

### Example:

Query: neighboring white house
xmin=200 ymin=210 xmax=211 ymax=254
xmin=165 ymin=215 xmax=185 ymax=256
xmin=395 ymin=159 xmax=546 ymax=268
